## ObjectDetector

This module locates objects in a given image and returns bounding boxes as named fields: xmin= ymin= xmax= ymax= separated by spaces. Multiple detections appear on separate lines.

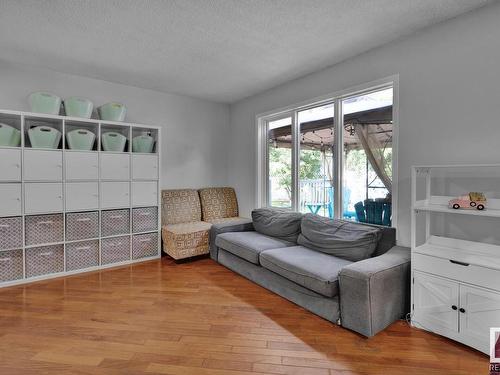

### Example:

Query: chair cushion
xmin=260 ymin=246 xmax=353 ymax=297
xmin=215 ymin=231 xmax=295 ymax=265
xmin=162 ymin=221 xmax=211 ymax=260
xmin=199 ymin=187 xmax=239 ymax=222
xmin=297 ymin=214 xmax=382 ymax=262
xmin=162 ymin=189 xmax=202 ymax=225
xmin=205 ymin=217 xmax=248 ymax=225
xmin=252 ymin=208 xmax=302 ymax=243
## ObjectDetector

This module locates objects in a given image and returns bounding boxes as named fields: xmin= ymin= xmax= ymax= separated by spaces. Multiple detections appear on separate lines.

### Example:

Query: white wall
xmin=228 ymin=2 xmax=500 ymax=246
xmin=0 ymin=60 xmax=229 ymax=189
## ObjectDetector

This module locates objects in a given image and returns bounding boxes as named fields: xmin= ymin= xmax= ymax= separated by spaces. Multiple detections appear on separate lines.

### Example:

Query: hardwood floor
xmin=0 ymin=257 xmax=488 ymax=374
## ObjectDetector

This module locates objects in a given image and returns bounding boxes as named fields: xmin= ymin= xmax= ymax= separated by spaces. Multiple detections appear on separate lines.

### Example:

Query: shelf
xmin=413 ymin=196 xmax=500 ymax=218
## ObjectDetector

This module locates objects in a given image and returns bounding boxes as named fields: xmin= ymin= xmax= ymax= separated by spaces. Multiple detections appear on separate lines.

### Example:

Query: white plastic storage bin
xmin=100 ymin=182 xmax=129 ymax=209
xmin=101 ymin=236 xmax=130 ymax=265
xmin=0 ymin=217 xmax=23 ymax=250
xmin=132 ymin=154 xmax=158 ymax=180
xmin=66 ymin=211 xmax=99 ymax=241
xmin=65 ymin=182 xmax=99 ymax=211
xmin=100 ymin=153 xmax=130 ymax=180
xmin=0 ymin=184 xmax=22 ymax=217
xmin=66 ymin=240 xmax=99 ymax=271
xmin=25 ymin=245 xmax=64 ymax=278
xmin=24 ymin=183 xmax=63 ymax=214
xmin=132 ymin=181 xmax=157 ymax=207
xmin=132 ymin=232 xmax=158 ymax=259
xmin=132 ymin=207 xmax=158 ymax=233
xmin=0 ymin=149 xmax=21 ymax=182
xmin=101 ymin=209 xmax=130 ymax=237
xmin=65 ymin=152 xmax=98 ymax=180
xmin=0 ymin=249 xmax=23 ymax=282
xmin=25 ymin=213 xmax=64 ymax=246
xmin=23 ymin=150 xmax=63 ymax=181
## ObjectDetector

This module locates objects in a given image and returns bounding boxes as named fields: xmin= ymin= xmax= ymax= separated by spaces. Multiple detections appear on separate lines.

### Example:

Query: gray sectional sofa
xmin=210 ymin=208 xmax=411 ymax=337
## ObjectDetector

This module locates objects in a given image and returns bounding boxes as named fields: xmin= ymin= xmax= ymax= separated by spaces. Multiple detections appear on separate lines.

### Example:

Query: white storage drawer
xmin=24 ymin=150 xmax=62 ymax=181
xmin=413 ymin=252 xmax=500 ymax=292
xmin=132 ymin=181 xmax=157 ymax=207
xmin=132 ymin=232 xmax=158 ymax=259
xmin=66 ymin=211 xmax=99 ymax=241
xmin=0 ymin=149 xmax=21 ymax=181
xmin=101 ymin=236 xmax=130 ymax=265
xmin=66 ymin=240 xmax=99 ymax=271
xmin=0 ymin=184 xmax=22 ymax=217
xmin=65 ymin=182 xmax=99 ymax=211
xmin=132 ymin=207 xmax=158 ymax=233
xmin=65 ymin=152 xmax=99 ymax=180
xmin=24 ymin=183 xmax=63 ymax=214
xmin=132 ymin=154 xmax=158 ymax=180
xmin=0 ymin=249 xmax=23 ymax=282
xmin=25 ymin=213 xmax=64 ymax=246
xmin=101 ymin=209 xmax=130 ymax=237
xmin=101 ymin=182 xmax=129 ymax=209
xmin=0 ymin=217 xmax=23 ymax=250
xmin=101 ymin=153 xmax=130 ymax=180
xmin=25 ymin=245 xmax=64 ymax=278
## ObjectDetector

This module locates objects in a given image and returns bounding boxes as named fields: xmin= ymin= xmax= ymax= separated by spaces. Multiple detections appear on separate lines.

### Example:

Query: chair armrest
xmin=209 ymin=219 xmax=254 ymax=261
xmin=338 ymin=246 xmax=411 ymax=337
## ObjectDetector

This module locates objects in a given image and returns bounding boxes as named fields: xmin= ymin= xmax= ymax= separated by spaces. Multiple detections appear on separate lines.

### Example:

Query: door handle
xmin=459 ymin=308 xmax=466 ymax=313
xmin=451 ymin=305 xmax=457 ymax=310
xmin=449 ymin=260 xmax=470 ymax=266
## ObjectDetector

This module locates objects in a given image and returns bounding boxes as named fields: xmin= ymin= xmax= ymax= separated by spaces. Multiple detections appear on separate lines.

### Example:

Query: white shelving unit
xmin=0 ymin=109 xmax=161 ymax=288
xmin=411 ymin=164 xmax=500 ymax=354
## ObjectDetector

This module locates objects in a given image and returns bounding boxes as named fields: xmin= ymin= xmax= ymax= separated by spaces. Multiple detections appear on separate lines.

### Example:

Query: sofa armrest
xmin=209 ymin=219 xmax=254 ymax=261
xmin=338 ymin=246 xmax=411 ymax=337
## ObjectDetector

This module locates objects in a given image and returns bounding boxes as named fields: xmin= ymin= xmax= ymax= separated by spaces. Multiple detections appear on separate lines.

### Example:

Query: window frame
xmin=256 ymin=75 xmax=399 ymax=230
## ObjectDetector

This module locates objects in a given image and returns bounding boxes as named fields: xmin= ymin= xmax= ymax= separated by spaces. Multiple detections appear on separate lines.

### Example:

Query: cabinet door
xmin=0 ymin=183 xmax=22 ymax=217
xmin=413 ymin=272 xmax=459 ymax=336
xmin=132 ymin=181 xmax=158 ymax=207
xmin=0 ymin=149 xmax=21 ymax=181
xmin=25 ymin=183 xmax=63 ymax=214
xmin=132 ymin=154 xmax=158 ymax=180
xmin=101 ymin=153 xmax=130 ymax=180
xmin=24 ymin=150 xmax=63 ymax=181
xmin=459 ymin=285 xmax=500 ymax=354
xmin=101 ymin=182 xmax=130 ymax=209
xmin=66 ymin=182 xmax=99 ymax=211
xmin=65 ymin=152 xmax=98 ymax=180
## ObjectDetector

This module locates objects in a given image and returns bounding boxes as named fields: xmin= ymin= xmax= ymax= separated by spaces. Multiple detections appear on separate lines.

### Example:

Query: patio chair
xmin=354 ymin=199 xmax=392 ymax=226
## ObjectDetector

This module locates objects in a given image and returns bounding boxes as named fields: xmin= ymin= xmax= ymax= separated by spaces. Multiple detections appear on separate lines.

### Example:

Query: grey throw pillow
xmin=252 ymin=208 xmax=302 ymax=243
xmin=297 ymin=214 xmax=382 ymax=261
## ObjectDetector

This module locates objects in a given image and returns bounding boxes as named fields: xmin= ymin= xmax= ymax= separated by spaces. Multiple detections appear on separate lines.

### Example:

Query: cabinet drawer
xmin=0 ymin=217 xmax=23 ymax=250
xmin=101 ymin=182 xmax=129 ymax=209
xmin=0 ymin=149 xmax=21 ymax=181
xmin=132 ymin=232 xmax=158 ymax=259
xmin=24 ymin=150 xmax=62 ymax=181
xmin=65 ymin=152 xmax=98 ymax=180
xmin=101 ymin=209 xmax=130 ymax=237
xmin=0 ymin=249 xmax=23 ymax=282
xmin=66 ymin=211 xmax=99 ymax=241
xmin=132 ymin=181 xmax=157 ymax=207
xmin=0 ymin=184 xmax=22 ymax=217
xmin=25 ymin=213 xmax=64 ymax=246
xmin=413 ymin=252 xmax=500 ymax=291
xmin=65 ymin=182 xmax=99 ymax=211
xmin=132 ymin=154 xmax=158 ymax=180
xmin=101 ymin=153 xmax=130 ymax=180
xmin=24 ymin=183 xmax=63 ymax=214
xmin=26 ymin=245 xmax=64 ymax=278
xmin=101 ymin=236 xmax=130 ymax=265
xmin=132 ymin=207 xmax=158 ymax=233
xmin=66 ymin=240 xmax=99 ymax=271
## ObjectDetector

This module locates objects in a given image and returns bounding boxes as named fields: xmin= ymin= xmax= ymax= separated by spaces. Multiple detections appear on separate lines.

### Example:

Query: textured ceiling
xmin=0 ymin=0 xmax=492 ymax=103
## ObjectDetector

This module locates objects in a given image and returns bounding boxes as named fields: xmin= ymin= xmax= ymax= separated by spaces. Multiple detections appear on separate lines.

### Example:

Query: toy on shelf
xmin=449 ymin=192 xmax=486 ymax=211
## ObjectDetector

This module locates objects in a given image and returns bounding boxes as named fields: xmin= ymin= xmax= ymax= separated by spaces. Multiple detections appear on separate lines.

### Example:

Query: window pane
xmin=298 ymin=104 xmax=335 ymax=217
xmin=342 ymin=87 xmax=393 ymax=226
xmin=267 ymin=117 xmax=292 ymax=208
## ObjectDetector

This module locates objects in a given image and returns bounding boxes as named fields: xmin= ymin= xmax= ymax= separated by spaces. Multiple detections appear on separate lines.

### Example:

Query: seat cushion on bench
xmin=215 ymin=231 xmax=295 ymax=265
xmin=162 ymin=221 xmax=211 ymax=259
xmin=260 ymin=246 xmax=352 ymax=297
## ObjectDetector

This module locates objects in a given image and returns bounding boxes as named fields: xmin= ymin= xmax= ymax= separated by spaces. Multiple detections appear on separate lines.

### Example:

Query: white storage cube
xmin=101 ymin=236 xmax=130 ymax=265
xmin=66 ymin=211 xmax=99 ymax=241
xmin=25 ymin=213 xmax=64 ymax=246
xmin=100 ymin=153 xmax=130 ymax=180
xmin=0 ymin=149 xmax=21 ymax=181
xmin=132 ymin=232 xmax=158 ymax=259
xmin=65 ymin=152 xmax=98 ymax=180
xmin=66 ymin=240 xmax=99 ymax=271
xmin=101 ymin=209 xmax=130 ymax=237
xmin=132 ymin=154 xmax=158 ymax=180
xmin=101 ymin=182 xmax=129 ymax=209
xmin=26 ymin=245 xmax=64 ymax=278
xmin=0 ymin=217 xmax=23 ymax=250
xmin=0 ymin=249 xmax=23 ymax=282
xmin=132 ymin=207 xmax=158 ymax=233
xmin=0 ymin=184 xmax=22 ymax=217
xmin=24 ymin=183 xmax=63 ymax=214
xmin=24 ymin=150 xmax=62 ymax=181
xmin=132 ymin=181 xmax=157 ymax=207
xmin=65 ymin=182 xmax=99 ymax=211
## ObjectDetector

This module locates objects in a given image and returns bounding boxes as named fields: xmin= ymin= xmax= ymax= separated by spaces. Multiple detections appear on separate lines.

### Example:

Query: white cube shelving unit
xmin=411 ymin=164 xmax=500 ymax=354
xmin=0 ymin=109 xmax=161 ymax=287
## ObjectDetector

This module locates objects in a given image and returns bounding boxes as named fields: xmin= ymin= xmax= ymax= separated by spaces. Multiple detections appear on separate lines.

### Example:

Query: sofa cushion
xmin=260 ymin=246 xmax=352 ymax=297
xmin=297 ymin=214 xmax=382 ymax=262
xmin=162 ymin=189 xmax=202 ymax=225
xmin=252 ymin=208 xmax=302 ymax=243
xmin=199 ymin=187 xmax=239 ymax=222
xmin=215 ymin=231 xmax=294 ymax=265
xmin=162 ymin=221 xmax=211 ymax=260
